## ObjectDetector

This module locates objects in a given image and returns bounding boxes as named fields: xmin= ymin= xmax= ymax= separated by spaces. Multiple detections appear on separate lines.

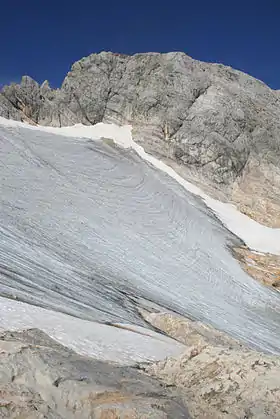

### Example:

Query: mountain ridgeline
xmin=1 ymin=51 xmax=279 ymax=226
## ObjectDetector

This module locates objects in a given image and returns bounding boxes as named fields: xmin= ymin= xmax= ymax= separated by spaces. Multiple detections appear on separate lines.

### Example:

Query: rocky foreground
xmin=1 ymin=312 xmax=280 ymax=418
xmin=1 ymin=51 xmax=280 ymax=226
xmin=142 ymin=311 xmax=280 ymax=419
xmin=0 ymin=328 xmax=189 ymax=419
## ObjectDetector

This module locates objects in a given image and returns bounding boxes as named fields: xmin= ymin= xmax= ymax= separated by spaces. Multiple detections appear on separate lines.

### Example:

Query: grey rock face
xmin=0 ymin=76 xmax=41 ymax=123
xmin=0 ymin=328 xmax=190 ymax=419
xmin=1 ymin=51 xmax=280 ymax=225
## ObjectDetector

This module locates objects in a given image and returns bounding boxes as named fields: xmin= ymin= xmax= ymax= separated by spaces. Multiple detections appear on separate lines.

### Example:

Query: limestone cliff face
xmin=1 ymin=52 xmax=279 ymax=226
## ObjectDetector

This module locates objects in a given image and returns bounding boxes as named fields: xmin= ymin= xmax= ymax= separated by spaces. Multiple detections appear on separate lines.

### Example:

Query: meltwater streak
xmin=1 ymin=123 xmax=280 ymax=354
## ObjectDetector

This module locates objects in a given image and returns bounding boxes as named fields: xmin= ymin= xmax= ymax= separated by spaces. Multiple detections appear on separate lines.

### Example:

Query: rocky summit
xmin=0 ymin=51 xmax=279 ymax=227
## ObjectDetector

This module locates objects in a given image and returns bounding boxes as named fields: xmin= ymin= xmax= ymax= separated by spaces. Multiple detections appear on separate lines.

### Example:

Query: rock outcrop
xmin=142 ymin=311 xmax=280 ymax=419
xmin=0 ymin=328 xmax=189 ymax=419
xmin=1 ymin=51 xmax=280 ymax=226
xmin=233 ymin=246 xmax=280 ymax=290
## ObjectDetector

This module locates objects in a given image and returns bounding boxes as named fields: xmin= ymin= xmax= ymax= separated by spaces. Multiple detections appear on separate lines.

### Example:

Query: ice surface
xmin=0 ymin=296 xmax=185 ymax=364
xmin=1 ymin=118 xmax=280 ymax=356
xmin=1 ymin=116 xmax=279 ymax=255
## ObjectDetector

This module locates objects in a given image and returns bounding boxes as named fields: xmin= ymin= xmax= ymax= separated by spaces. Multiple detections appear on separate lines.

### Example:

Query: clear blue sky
xmin=1 ymin=0 xmax=279 ymax=89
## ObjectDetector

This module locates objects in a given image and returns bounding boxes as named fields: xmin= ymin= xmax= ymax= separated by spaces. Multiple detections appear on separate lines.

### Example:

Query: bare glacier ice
xmin=1 ymin=122 xmax=280 ymax=357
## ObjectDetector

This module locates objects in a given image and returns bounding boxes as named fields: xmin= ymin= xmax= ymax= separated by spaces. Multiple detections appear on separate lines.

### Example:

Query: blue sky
xmin=1 ymin=0 xmax=280 ymax=89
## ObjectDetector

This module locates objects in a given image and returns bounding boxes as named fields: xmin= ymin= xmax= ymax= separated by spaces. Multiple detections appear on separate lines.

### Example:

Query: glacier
xmin=1 ymin=118 xmax=280 ymax=359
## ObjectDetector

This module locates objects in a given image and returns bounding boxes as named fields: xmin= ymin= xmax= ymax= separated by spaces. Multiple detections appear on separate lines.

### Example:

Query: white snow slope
xmin=1 ymin=117 xmax=280 ymax=358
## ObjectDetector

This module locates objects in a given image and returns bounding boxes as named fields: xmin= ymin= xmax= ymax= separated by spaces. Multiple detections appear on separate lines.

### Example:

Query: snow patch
xmin=1 ymin=116 xmax=279 ymax=255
